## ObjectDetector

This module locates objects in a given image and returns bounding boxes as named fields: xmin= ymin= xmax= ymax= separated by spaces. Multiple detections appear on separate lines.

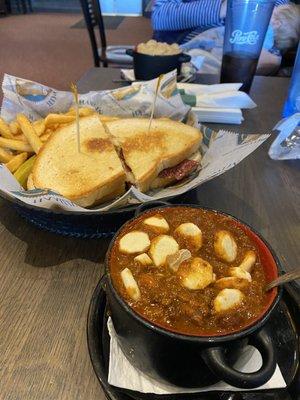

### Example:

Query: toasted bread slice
xmin=27 ymin=173 xmax=123 ymax=203
xmin=229 ymin=267 xmax=252 ymax=282
xmin=214 ymin=230 xmax=237 ymax=263
xmin=120 ymin=268 xmax=141 ymax=301
xmin=107 ymin=118 xmax=202 ymax=192
xmin=134 ymin=253 xmax=153 ymax=265
xmin=174 ymin=222 xmax=202 ymax=251
xmin=32 ymin=114 xmax=126 ymax=207
xmin=238 ymin=250 xmax=256 ymax=272
xmin=177 ymin=257 xmax=214 ymax=290
xmin=214 ymin=289 xmax=244 ymax=313
xmin=215 ymin=277 xmax=249 ymax=290
xmin=119 ymin=231 xmax=150 ymax=254
xmin=149 ymin=235 xmax=179 ymax=267
xmin=143 ymin=215 xmax=170 ymax=233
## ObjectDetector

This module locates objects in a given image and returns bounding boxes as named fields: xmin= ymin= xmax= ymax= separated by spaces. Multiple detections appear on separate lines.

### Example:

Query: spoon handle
xmin=265 ymin=270 xmax=300 ymax=291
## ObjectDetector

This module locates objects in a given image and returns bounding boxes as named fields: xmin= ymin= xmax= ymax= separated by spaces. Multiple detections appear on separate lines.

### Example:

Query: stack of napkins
xmin=177 ymin=82 xmax=257 ymax=124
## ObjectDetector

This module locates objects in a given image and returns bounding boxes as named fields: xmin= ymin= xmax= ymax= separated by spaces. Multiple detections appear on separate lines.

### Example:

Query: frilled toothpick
xmin=70 ymin=82 xmax=81 ymax=153
xmin=148 ymin=74 xmax=163 ymax=134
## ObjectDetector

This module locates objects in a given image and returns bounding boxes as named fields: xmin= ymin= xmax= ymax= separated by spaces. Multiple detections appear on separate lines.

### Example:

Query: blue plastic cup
xmin=283 ymin=43 xmax=300 ymax=118
xmin=221 ymin=0 xmax=276 ymax=92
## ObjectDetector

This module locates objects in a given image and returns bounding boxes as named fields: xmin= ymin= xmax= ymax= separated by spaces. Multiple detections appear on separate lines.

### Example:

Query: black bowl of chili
xmin=105 ymin=202 xmax=281 ymax=389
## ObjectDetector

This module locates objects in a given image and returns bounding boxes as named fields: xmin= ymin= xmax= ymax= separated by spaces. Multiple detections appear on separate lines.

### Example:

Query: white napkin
xmin=177 ymin=82 xmax=242 ymax=95
xmin=120 ymin=69 xmax=136 ymax=82
xmin=192 ymin=107 xmax=244 ymax=124
xmin=194 ymin=91 xmax=255 ymax=109
xmin=178 ymin=83 xmax=256 ymax=109
xmin=179 ymin=82 xmax=256 ymax=124
xmin=107 ymin=318 xmax=286 ymax=394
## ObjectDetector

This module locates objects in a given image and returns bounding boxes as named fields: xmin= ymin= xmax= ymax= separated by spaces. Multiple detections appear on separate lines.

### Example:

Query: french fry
xmin=33 ymin=119 xmax=46 ymax=136
xmin=40 ymin=132 xmax=52 ymax=142
xmin=14 ymin=155 xmax=36 ymax=188
xmin=0 ymin=137 xmax=33 ymax=152
xmin=0 ymin=117 xmax=14 ymax=139
xmin=14 ymin=133 xmax=29 ymax=142
xmin=27 ymin=173 xmax=35 ymax=190
xmin=0 ymin=147 xmax=13 ymax=163
xmin=66 ymin=107 xmax=75 ymax=115
xmin=45 ymin=114 xmax=75 ymax=127
xmin=5 ymin=152 xmax=28 ymax=173
xmin=66 ymin=107 xmax=95 ymax=117
xmin=99 ymin=115 xmax=119 ymax=122
xmin=16 ymin=114 xmax=42 ymax=153
xmin=79 ymin=107 xmax=95 ymax=117
xmin=9 ymin=121 xmax=21 ymax=136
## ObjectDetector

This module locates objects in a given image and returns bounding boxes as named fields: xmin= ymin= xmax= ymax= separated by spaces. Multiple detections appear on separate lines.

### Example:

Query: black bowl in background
xmin=126 ymin=49 xmax=191 ymax=81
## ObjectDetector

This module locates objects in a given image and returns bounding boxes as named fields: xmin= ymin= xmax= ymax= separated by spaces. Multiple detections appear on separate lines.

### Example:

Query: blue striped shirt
xmin=152 ymin=0 xmax=289 ymax=43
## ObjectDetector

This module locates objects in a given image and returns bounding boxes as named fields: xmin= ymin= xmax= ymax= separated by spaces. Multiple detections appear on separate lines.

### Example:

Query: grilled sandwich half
xmin=32 ymin=114 xmax=126 ymax=207
xmin=107 ymin=118 xmax=202 ymax=192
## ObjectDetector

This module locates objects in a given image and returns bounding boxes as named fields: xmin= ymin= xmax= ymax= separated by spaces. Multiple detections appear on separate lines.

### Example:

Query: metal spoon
xmin=265 ymin=270 xmax=300 ymax=291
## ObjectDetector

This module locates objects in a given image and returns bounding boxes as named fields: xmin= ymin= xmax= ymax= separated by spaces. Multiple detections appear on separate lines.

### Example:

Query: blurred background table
xmin=0 ymin=68 xmax=298 ymax=400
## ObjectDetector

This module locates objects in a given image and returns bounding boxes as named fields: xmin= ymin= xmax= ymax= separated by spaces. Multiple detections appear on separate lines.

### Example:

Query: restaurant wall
xmin=31 ymin=0 xmax=81 ymax=12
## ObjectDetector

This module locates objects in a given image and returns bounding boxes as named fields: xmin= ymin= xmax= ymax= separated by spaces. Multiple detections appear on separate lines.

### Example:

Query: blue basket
xmin=12 ymin=202 xmax=136 ymax=239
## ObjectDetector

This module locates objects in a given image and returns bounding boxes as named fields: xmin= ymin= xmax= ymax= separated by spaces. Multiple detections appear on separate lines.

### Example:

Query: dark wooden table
xmin=0 ymin=68 xmax=299 ymax=400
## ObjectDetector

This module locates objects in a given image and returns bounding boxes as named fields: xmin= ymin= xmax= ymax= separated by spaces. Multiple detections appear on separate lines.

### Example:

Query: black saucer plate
xmin=87 ymin=279 xmax=299 ymax=400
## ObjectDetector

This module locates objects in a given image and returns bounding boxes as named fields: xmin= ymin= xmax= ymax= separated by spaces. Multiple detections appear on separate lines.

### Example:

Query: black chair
xmin=1 ymin=0 xmax=8 ymax=14
xmin=79 ymin=0 xmax=133 ymax=67
xmin=7 ymin=0 xmax=32 ymax=14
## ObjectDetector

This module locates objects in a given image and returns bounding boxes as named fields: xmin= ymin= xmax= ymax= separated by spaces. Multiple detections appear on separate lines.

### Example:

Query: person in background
xmin=272 ymin=3 xmax=300 ymax=52
xmin=179 ymin=3 xmax=300 ymax=75
xmin=152 ymin=0 xmax=290 ymax=45
xmin=261 ymin=3 xmax=300 ymax=74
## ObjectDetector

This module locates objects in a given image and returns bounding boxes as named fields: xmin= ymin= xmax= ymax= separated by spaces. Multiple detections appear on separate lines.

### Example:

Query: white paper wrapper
xmin=107 ymin=318 xmax=286 ymax=394
xmin=0 ymin=72 xmax=270 ymax=214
